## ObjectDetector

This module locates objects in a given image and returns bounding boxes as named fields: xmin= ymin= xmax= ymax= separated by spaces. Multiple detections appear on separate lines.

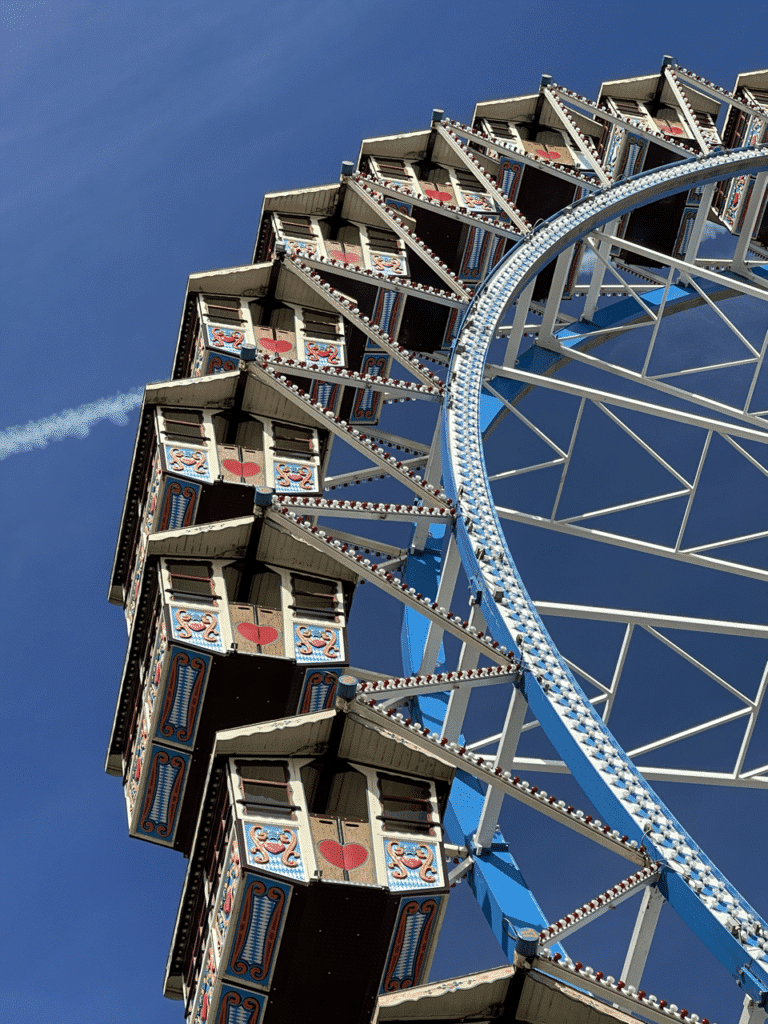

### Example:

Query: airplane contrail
xmin=0 ymin=388 xmax=143 ymax=460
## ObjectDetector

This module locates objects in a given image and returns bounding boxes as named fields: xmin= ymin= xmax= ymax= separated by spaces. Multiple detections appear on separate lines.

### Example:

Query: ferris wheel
xmin=258 ymin=68 xmax=768 ymax=1018
xmin=110 ymin=59 xmax=768 ymax=1024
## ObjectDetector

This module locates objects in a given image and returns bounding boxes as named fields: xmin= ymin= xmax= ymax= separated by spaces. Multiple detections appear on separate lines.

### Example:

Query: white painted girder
xmin=589 ymin=230 xmax=768 ymax=300
xmin=485 ymin=360 xmax=768 ymax=432
xmin=621 ymin=885 xmax=666 ymax=991
xmin=532 ymin=603 xmax=768 ymax=637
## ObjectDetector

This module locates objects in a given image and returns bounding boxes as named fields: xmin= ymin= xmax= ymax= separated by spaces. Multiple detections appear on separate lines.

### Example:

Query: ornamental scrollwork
xmin=386 ymin=840 xmax=437 ymax=883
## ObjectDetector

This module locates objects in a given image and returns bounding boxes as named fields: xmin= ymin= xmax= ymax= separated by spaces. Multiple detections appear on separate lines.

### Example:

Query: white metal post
xmin=503 ymin=278 xmax=536 ymax=367
xmin=620 ymin=885 xmax=665 ymax=989
xmin=474 ymin=686 xmax=528 ymax=851
xmin=418 ymin=533 xmax=461 ymax=675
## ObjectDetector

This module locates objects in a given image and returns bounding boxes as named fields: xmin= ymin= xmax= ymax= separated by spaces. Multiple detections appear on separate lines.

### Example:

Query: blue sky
xmin=2 ymin=3 xmax=767 ymax=1022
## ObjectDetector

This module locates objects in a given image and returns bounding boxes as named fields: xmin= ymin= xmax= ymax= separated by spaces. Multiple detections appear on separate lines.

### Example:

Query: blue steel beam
xmin=399 ymin=528 xmax=558 ymax=956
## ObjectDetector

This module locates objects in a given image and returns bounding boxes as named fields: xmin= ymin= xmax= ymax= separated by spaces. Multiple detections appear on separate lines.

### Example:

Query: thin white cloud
xmin=577 ymin=247 xmax=597 ymax=280
xmin=701 ymin=221 xmax=727 ymax=242
xmin=0 ymin=388 xmax=142 ymax=460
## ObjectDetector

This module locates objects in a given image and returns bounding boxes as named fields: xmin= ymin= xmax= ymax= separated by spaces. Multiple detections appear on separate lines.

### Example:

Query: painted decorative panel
xmin=206 ymin=352 xmax=239 ymax=375
xmin=736 ymin=178 xmax=757 ymax=233
xmin=311 ymin=817 xmax=375 ymax=886
xmin=339 ymin=820 xmax=375 ymax=884
xmin=243 ymin=823 xmax=308 ymax=882
xmin=193 ymin=942 xmax=217 ymax=1024
xmin=349 ymin=351 xmax=388 ymax=424
xmin=273 ymin=461 xmax=317 ymax=493
xmin=283 ymin=238 xmax=321 ymax=260
xmin=225 ymin=874 xmax=291 ymax=990
xmin=214 ymin=837 xmax=242 ymax=960
xmin=746 ymin=115 xmax=767 ymax=148
xmin=384 ymin=840 xmax=442 ymax=891
xmin=419 ymin=181 xmax=456 ymax=206
xmin=304 ymin=340 xmax=342 ymax=367
xmin=326 ymin=242 xmax=363 ymax=267
xmin=158 ymin=477 xmax=201 ymax=531
xmin=156 ymin=646 xmax=211 ymax=747
xmin=385 ymin=197 xmax=413 ymax=217
xmin=459 ymin=191 xmax=494 ymax=214
xmin=496 ymin=159 xmax=522 ymax=203
xmin=170 ymin=606 xmax=225 ymax=653
xmin=231 ymin=604 xmax=285 ymax=658
xmin=125 ymin=706 xmax=150 ymax=820
xmin=603 ymin=124 xmax=625 ymax=178
xmin=310 ymin=816 xmax=347 ymax=882
xmin=293 ymin=623 xmax=344 ymax=664
xmin=192 ymin=325 xmax=207 ymax=378
xmin=461 ymin=226 xmax=490 ymax=279
xmin=722 ymin=174 xmax=750 ymax=231
xmin=616 ymin=133 xmax=647 ymax=179
xmin=163 ymin=444 xmax=212 ymax=483
xmin=255 ymin=328 xmax=297 ymax=360
xmin=126 ymin=531 xmax=147 ymax=630
xmin=298 ymin=668 xmax=339 ymax=713
xmin=369 ymin=251 xmax=406 ymax=276
xmin=145 ymin=454 xmax=163 ymax=532
xmin=380 ymin=895 xmax=442 ymax=993
xmin=205 ymin=325 xmax=245 ymax=357
xmin=521 ymin=138 xmax=574 ymax=165
xmin=489 ymin=233 xmax=507 ymax=271
xmin=442 ymin=306 xmax=462 ymax=350
xmin=308 ymin=380 xmax=340 ymax=412
xmin=137 ymin=743 xmax=190 ymax=843
xmin=146 ymin=620 xmax=169 ymax=719
xmin=213 ymin=986 xmax=267 ymax=1024
xmin=653 ymin=113 xmax=686 ymax=138
xmin=372 ymin=288 xmax=401 ymax=334
xmin=218 ymin=445 xmax=265 ymax=486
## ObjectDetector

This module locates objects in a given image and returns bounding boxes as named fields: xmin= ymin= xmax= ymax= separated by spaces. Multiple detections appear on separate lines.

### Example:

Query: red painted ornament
xmin=236 ymin=623 xmax=280 ymax=646
xmin=425 ymin=189 xmax=452 ymax=202
xmin=222 ymin=459 xmax=261 ymax=478
xmin=317 ymin=839 xmax=369 ymax=870
xmin=259 ymin=336 xmax=293 ymax=353
xmin=327 ymin=250 xmax=360 ymax=264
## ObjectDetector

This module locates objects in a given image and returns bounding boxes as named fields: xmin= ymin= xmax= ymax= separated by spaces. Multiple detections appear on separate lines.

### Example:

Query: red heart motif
xmin=264 ymin=841 xmax=285 ymax=854
xmin=425 ymin=189 xmax=452 ymax=202
xmin=259 ymin=336 xmax=293 ymax=353
xmin=236 ymin=623 xmax=279 ymax=646
xmin=536 ymin=148 xmax=561 ymax=160
xmin=317 ymin=839 xmax=368 ymax=870
xmin=402 ymin=856 xmax=422 ymax=869
xmin=222 ymin=459 xmax=261 ymax=478
xmin=327 ymin=250 xmax=360 ymax=264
